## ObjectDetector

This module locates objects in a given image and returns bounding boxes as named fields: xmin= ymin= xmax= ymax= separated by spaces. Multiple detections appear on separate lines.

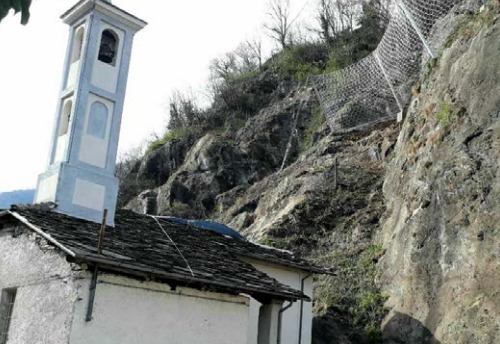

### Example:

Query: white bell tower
xmin=34 ymin=0 xmax=146 ymax=225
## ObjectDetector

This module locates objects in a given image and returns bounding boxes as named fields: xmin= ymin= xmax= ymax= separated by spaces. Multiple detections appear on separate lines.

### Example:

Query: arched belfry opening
xmin=58 ymin=99 xmax=73 ymax=136
xmin=98 ymin=29 xmax=119 ymax=65
xmin=71 ymin=26 xmax=85 ymax=63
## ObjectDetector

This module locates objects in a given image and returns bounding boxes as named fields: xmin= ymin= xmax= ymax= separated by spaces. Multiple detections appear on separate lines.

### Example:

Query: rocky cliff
xmin=378 ymin=2 xmax=500 ymax=343
xmin=122 ymin=2 xmax=499 ymax=343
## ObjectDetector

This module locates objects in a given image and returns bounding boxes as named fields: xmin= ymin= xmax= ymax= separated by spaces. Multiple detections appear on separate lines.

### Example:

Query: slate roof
xmin=1 ymin=206 xmax=332 ymax=301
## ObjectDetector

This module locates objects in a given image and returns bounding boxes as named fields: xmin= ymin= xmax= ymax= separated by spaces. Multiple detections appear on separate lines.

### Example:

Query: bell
xmin=98 ymin=44 xmax=114 ymax=64
xmin=98 ymin=31 xmax=117 ymax=64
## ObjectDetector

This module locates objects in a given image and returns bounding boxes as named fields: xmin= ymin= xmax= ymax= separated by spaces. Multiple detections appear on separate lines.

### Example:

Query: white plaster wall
xmin=35 ymin=173 xmax=58 ymax=203
xmin=67 ymin=61 xmax=79 ymax=89
xmin=91 ymin=22 xmax=124 ymax=93
xmin=0 ymin=231 xmax=79 ymax=344
xmin=78 ymin=94 xmax=114 ymax=168
xmin=66 ymin=24 xmax=85 ymax=89
xmin=69 ymin=274 xmax=250 ymax=344
xmin=246 ymin=260 xmax=313 ymax=344
xmin=72 ymin=178 xmax=105 ymax=211
xmin=55 ymin=133 xmax=69 ymax=163
xmin=247 ymin=298 xmax=261 ymax=344
xmin=1 ymin=228 xmax=251 ymax=344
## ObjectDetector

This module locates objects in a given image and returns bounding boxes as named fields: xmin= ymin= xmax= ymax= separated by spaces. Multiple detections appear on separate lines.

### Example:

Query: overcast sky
xmin=0 ymin=0 xmax=314 ymax=193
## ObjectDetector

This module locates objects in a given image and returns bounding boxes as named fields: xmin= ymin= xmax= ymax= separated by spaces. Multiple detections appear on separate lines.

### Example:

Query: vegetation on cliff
xmin=117 ymin=1 xmax=499 ymax=343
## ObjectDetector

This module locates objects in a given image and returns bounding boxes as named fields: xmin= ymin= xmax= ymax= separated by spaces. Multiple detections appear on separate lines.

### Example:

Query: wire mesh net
xmin=311 ymin=0 xmax=462 ymax=133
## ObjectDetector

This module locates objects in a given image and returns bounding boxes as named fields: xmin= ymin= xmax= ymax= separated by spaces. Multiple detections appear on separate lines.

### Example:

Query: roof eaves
xmin=238 ymin=251 xmax=337 ymax=276
xmin=7 ymin=211 xmax=76 ymax=258
xmin=74 ymin=253 xmax=309 ymax=301
xmin=4 ymin=208 xmax=309 ymax=301
xmin=61 ymin=0 xmax=147 ymax=30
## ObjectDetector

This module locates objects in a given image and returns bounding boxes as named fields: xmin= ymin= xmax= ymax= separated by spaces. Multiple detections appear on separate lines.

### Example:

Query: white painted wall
xmin=55 ymin=133 xmax=69 ymax=162
xmin=69 ymin=274 xmax=250 ymax=344
xmin=35 ymin=173 xmax=58 ymax=203
xmin=0 ymin=231 xmax=79 ymax=344
xmin=1 ymin=227 xmax=252 ymax=344
xmin=245 ymin=260 xmax=313 ymax=344
xmin=78 ymin=94 xmax=114 ymax=168
xmin=91 ymin=22 xmax=124 ymax=93
xmin=72 ymin=178 xmax=105 ymax=210
xmin=67 ymin=60 xmax=80 ymax=89
xmin=248 ymin=298 xmax=261 ymax=344
xmin=66 ymin=24 xmax=86 ymax=89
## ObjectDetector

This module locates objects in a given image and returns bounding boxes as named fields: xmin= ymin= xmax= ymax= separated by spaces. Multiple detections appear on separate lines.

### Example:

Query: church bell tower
xmin=34 ymin=0 xmax=146 ymax=225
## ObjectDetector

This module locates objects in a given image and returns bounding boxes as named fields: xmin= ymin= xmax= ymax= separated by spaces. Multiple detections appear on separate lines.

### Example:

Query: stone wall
xmin=0 ymin=228 xmax=80 ymax=344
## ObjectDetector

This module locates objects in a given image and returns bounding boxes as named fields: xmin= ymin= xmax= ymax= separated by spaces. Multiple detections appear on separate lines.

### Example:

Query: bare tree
xmin=316 ymin=0 xmax=361 ymax=43
xmin=235 ymin=37 xmax=263 ymax=71
xmin=245 ymin=37 xmax=263 ymax=70
xmin=317 ymin=0 xmax=336 ymax=43
xmin=167 ymin=90 xmax=203 ymax=129
xmin=263 ymin=0 xmax=298 ymax=49
xmin=206 ymin=38 xmax=265 ymax=109
xmin=209 ymin=52 xmax=238 ymax=81
xmin=115 ymin=143 xmax=153 ymax=207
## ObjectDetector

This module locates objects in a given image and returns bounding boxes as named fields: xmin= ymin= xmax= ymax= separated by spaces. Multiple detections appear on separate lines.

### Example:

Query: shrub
xmin=300 ymin=104 xmax=326 ymax=152
xmin=436 ymin=103 xmax=452 ymax=127
xmin=314 ymin=245 xmax=388 ymax=343
xmin=274 ymin=43 xmax=330 ymax=80
xmin=146 ymin=127 xmax=194 ymax=153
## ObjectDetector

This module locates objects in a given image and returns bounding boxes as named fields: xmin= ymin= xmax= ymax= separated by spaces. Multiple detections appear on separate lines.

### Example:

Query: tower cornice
xmin=61 ymin=0 xmax=147 ymax=31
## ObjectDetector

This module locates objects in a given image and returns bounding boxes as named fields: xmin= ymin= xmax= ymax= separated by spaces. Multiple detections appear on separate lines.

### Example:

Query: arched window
xmin=58 ymin=99 xmax=73 ymax=136
xmin=98 ymin=29 xmax=119 ymax=66
xmin=71 ymin=26 xmax=85 ymax=63
xmin=87 ymin=102 xmax=108 ymax=139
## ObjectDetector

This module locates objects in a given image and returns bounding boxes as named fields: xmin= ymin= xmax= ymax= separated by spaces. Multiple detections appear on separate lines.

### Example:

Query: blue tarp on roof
xmin=164 ymin=216 xmax=245 ymax=240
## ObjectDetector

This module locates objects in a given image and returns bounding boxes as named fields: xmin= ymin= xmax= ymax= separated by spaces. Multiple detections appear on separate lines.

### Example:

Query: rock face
xmin=127 ymin=86 xmax=316 ymax=219
xmin=378 ymin=5 xmax=500 ymax=344
xmin=220 ymin=124 xmax=397 ymax=245
xmin=123 ymin=3 xmax=499 ymax=343
xmin=137 ymin=134 xmax=197 ymax=187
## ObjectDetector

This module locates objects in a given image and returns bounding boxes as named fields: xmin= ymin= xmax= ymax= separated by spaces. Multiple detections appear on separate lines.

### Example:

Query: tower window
xmin=58 ymin=99 xmax=73 ymax=136
xmin=71 ymin=26 xmax=85 ymax=63
xmin=0 ymin=288 xmax=17 ymax=344
xmin=87 ymin=101 xmax=109 ymax=139
xmin=98 ymin=29 xmax=118 ymax=65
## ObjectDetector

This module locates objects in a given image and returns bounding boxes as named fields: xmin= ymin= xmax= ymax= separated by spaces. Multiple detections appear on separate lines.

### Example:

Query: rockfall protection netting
xmin=311 ymin=0 xmax=461 ymax=133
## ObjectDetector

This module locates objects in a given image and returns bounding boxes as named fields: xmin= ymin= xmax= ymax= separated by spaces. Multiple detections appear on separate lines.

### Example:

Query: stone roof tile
xmin=4 ymin=206 xmax=328 ymax=301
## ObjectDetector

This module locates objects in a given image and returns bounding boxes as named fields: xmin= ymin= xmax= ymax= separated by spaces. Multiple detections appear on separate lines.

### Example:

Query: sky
xmin=0 ymin=0 xmax=314 ymax=193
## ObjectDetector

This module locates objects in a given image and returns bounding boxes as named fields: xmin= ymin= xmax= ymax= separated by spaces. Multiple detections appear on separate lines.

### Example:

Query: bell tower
xmin=34 ymin=0 xmax=146 ymax=225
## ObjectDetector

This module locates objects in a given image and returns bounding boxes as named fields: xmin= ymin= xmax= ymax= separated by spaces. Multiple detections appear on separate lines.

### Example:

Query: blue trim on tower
xmin=35 ymin=1 xmax=146 ymax=226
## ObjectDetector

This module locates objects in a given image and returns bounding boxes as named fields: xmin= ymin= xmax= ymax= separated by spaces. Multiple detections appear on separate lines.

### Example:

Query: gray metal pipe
xmin=298 ymin=273 xmax=312 ymax=344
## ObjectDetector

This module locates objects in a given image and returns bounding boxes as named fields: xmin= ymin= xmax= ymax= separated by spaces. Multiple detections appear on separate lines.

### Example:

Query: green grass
xmin=436 ymin=103 xmax=452 ymax=127
xmin=146 ymin=127 xmax=194 ymax=153
xmin=229 ymin=69 xmax=259 ymax=83
xmin=300 ymin=105 xmax=326 ymax=152
xmin=314 ymin=245 xmax=388 ymax=343
xmin=444 ymin=9 xmax=497 ymax=48
xmin=426 ymin=57 xmax=439 ymax=74
xmin=274 ymin=43 xmax=329 ymax=81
